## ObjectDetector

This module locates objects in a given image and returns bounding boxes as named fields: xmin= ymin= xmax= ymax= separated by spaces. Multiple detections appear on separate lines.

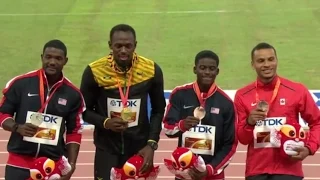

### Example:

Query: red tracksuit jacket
xmin=234 ymin=75 xmax=320 ymax=178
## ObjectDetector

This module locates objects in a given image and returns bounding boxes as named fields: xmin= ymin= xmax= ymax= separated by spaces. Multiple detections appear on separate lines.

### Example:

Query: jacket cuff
xmin=244 ymin=119 xmax=255 ymax=131
xmin=306 ymin=144 xmax=316 ymax=155
xmin=206 ymin=164 xmax=215 ymax=176
xmin=66 ymin=133 xmax=82 ymax=145
xmin=0 ymin=113 xmax=13 ymax=128
xmin=178 ymin=120 xmax=187 ymax=132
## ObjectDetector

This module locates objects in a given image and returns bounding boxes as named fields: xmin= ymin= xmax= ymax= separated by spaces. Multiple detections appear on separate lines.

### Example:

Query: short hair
xmin=251 ymin=42 xmax=277 ymax=60
xmin=195 ymin=50 xmax=219 ymax=66
xmin=109 ymin=24 xmax=136 ymax=40
xmin=43 ymin=39 xmax=67 ymax=56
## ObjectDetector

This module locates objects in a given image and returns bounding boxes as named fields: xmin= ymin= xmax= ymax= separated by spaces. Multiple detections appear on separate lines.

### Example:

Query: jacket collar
xmin=256 ymin=75 xmax=279 ymax=90
xmin=39 ymin=69 xmax=64 ymax=89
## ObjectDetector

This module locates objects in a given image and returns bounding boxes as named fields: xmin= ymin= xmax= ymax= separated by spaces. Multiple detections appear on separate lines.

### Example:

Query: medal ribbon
xmin=113 ymin=55 xmax=136 ymax=108
xmin=255 ymin=78 xmax=281 ymax=106
xmin=193 ymin=82 xmax=217 ymax=107
xmin=116 ymin=73 xmax=133 ymax=108
xmin=38 ymin=70 xmax=61 ymax=113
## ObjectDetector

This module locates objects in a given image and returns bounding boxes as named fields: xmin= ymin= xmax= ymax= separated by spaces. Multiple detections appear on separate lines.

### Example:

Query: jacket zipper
xmin=121 ymin=73 xmax=127 ymax=155
xmin=34 ymin=85 xmax=53 ymax=158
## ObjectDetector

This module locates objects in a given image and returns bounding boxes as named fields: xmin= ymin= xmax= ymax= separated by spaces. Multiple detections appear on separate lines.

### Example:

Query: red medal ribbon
xmin=116 ymin=72 xmax=133 ymax=108
xmin=38 ymin=70 xmax=61 ymax=113
xmin=255 ymin=78 xmax=281 ymax=106
xmin=112 ymin=53 xmax=137 ymax=108
xmin=193 ymin=82 xmax=217 ymax=107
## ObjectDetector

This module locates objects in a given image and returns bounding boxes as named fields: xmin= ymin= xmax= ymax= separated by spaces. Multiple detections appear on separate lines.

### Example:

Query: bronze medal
xmin=257 ymin=100 xmax=269 ymax=112
xmin=193 ymin=106 xmax=206 ymax=120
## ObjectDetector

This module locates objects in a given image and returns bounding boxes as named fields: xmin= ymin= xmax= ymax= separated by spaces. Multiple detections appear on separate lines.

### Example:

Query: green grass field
xmin=1 ymin=0 xmax=320 ymax=90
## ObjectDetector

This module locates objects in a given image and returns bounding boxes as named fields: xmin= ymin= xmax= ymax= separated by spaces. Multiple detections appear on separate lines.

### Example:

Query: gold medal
xmin=193 ymin=106 xmax=206 ymax=120
xmin=121 ymin=107 xmax=132 ymax=121
xmin=30 ymin=112 xmax=43 ymax=126
xmin=257 ymin=100 xmax=269 ymax=112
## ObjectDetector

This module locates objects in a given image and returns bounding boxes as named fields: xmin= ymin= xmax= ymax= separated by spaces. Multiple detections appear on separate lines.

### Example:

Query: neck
xmin=197 ymin=81 xmax=212 ymax=93
xmin=46 ymin=73 xmax=62 ymax=87
xmin=258 ymin=75 xmax=276 ymax=84
xmin=115 ymin=62 xmax=132 ymax=72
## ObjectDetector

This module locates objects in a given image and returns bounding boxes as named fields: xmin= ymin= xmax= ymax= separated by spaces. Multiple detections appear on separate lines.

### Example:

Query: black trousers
xmin=94 ymin=147 xmax=134 ymax=180
xmin=5 ymin=165 xmax=30 ymax=180
xmin=246 ymin=174 xmax=303 ymax=180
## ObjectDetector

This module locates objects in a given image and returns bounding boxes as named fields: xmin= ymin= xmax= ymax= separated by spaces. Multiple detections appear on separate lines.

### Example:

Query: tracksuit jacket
xmin=235 ymin=76 xmax=320 ymax=178
xmin=162 ymin=82 xmax=238 ymax=179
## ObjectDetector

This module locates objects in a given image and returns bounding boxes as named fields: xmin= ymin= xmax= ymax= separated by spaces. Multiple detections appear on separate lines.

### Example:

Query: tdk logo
xmin=256 ymin=117 xmax=286 ymax=127
xmin=110 ymin=100 xmax=137 ymax=107
xmin=43 ymin=115 xmax=58 ymax=124
xmin=189 ymin=125 xmax=213 ymax=134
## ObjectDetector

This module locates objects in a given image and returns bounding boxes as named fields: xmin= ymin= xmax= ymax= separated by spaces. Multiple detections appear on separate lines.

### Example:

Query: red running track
xmin=0 ymin=129 xmax=319 ymax=179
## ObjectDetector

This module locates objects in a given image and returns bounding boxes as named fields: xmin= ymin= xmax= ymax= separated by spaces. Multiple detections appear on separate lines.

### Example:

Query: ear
xmin=251 ymin=60 xmax=255 ymax=70
xmin=64 ymin=57 xmax=68 ymax=65
xmin=216 ymin=68 xmax=220 ymax=76
xmin=193 ymin=65 xmax=197 ymax=74
xmin=108 ymin=41 xmax=112 ymax=49
xmin=135 ymin=41 xmax=137 ymax=48
xmin=41 ymin=54 xmax=43 ymax=60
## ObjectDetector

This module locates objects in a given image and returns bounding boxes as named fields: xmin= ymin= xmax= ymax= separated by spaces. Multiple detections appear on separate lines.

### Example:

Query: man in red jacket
xmin=234 ymin=42 xmax=320 ymax=180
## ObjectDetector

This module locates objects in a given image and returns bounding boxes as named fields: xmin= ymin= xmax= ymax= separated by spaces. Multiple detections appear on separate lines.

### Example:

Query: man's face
xmin=194 ymin=58 xmax=219 ymax=86
xmin=109 ymin=31 xmax=136 ymax=67
xmin=252 ymin=48 xmax=278 ymax=80
xmin=41 ymin=47 xmax=67 ymax=76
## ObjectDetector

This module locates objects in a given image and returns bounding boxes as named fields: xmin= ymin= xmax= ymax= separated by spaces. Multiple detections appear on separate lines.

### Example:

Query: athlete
xmin=163 ymin=50 xmax=238 ymax=180
xmin=235 ymin=42 xmax=320 ymax=180
xmin=80 ymin=24 xmax=166 ymax=180
xmin=0 ymin=39 xmax=85 ymax=180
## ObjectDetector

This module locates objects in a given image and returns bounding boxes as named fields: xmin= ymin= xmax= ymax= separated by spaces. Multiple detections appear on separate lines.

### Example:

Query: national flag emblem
xmin=58 ymin=98 xmax=67 ymax=106
xmin=210 ymin=107 xmax=220 ymax=114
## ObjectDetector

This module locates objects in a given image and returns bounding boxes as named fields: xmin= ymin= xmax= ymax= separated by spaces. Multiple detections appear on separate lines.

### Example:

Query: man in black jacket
xmin=0 ymin=39 xmax=85 ymax=180
xmin=80 ymin=24 xmax=166 ymax=180
xmin=163 ymin=50 xmax=238 ymax=180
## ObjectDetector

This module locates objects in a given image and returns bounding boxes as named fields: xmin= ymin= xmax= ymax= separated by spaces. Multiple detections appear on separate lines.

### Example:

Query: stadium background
xmin=1 ymin=0 xmax=320 ymax=179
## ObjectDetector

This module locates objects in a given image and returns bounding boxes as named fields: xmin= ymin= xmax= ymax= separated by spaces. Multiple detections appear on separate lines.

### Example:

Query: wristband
xmin=147 ymin=139 xmax=157 ymax=143
xmin=103 ymin=118 xmax=110 ymax=129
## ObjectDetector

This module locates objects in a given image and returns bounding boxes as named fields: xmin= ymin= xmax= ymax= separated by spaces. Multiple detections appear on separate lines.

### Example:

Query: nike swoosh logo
xmin=251 ymin=102 xmax=257 ymax=106
xmin=28 ymin=93 xmax=38 ymax=97
xmin=183 ymin=105 xmax=194 ymax=109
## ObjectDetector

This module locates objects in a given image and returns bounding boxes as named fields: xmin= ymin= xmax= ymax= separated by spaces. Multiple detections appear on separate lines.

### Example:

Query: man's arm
xmin=206 ymin=102 xmax=238 ymax=176
xmin=299 ymin=85 xmax=320 ymax=155
xmin=0 ymin=78 xmax=20 ymax=131
xmin=162 ymin=87 xmax=185 ymax=138
xmin=148 ymin=64 xmax=166 ymax=143
xmin=65 ymin=92 xmax=86 ymax=167
xmin=80 ymin=65 xmax=106 ymax=129
xmin=234 ymin=91 xmax=254 ymax=145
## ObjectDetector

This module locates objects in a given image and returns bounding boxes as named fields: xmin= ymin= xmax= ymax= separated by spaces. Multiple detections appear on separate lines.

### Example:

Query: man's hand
xmin=183 ymin=116 xmax=200 ymax=130
xmin=16 ymin=123 xmax=38 ymax=137
xmin=104 ymin=117 xmax=128 ymax=132
xmin=247 ymin=108 xmax=267 ymax=126
xmin=188 ymin=167 xmax=208 ymax=180
xmin=290 ymin=146 xmax=310 ymax=161
xmin=138 ymin=145 xmax=154 ymax=174
xmin=59 ymin=163 xmax=75 ymax=180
